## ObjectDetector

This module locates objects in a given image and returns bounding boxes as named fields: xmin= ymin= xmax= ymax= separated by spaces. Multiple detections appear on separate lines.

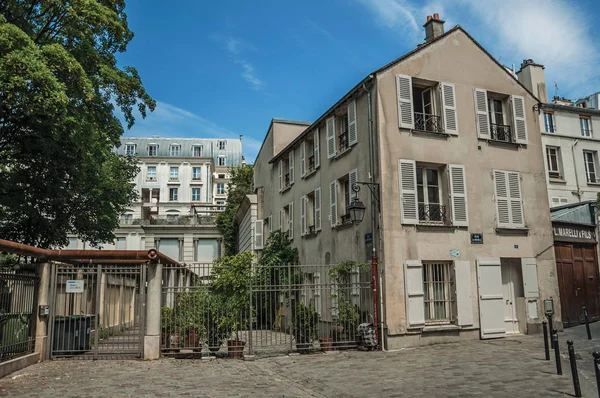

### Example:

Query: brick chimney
xmin=424 ymin=13 xmax=445 ymax=42
xmin=516 ymin=59 xmax=548 ymax=103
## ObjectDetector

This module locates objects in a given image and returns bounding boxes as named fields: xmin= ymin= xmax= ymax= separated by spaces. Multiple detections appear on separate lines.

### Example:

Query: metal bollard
xmin=567 ymin=341 xmax=582 ymax=397
xmin=542 ymin=320 xmax=550 ymax=360
xmin=593 ymin=351 xmax=600 ymax=398
xmin=584 ymin=306 xmax=592 ymax=340
xmin=548 ymin=315 xmax=555 ymax=349
xmin=553 ymin=329 xmax=562 ymax=375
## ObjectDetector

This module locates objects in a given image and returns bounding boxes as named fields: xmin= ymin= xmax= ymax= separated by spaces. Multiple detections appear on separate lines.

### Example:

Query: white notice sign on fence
xmin=65 ymin=280 xmax=84 ymax=293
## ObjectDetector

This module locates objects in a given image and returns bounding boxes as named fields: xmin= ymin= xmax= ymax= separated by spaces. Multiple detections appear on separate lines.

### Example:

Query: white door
xmin=501 ymin=261 xmax=519 ymax=334
xmin=477 ymin=258 xmax=506 ymax=339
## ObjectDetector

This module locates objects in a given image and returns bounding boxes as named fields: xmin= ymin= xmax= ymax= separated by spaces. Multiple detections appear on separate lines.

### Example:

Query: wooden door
xmin=555 ymin=244 xmax=579 ymax=327
xmin=582 ymin=245 xmax=600 ymax=321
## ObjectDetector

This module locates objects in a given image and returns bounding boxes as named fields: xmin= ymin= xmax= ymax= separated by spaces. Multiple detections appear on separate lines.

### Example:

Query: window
xmin=192 ymin=167 xmax=202 ymax=180
xmin=301 ymin=188 xmax=322 ymax=236
xmin=584 ymin=151 xmax=598 ymax=183
xmin=218 ymin=156 xmax=226 ymax=166
xmin=218 ymin=173 xmax=226 ymax=179
xmin=493 ymin=170 xmax=524 ymax=228
xmin=191 ymin=188 xmax=201 ymax=201
xmin=192 ymin=145 xmax=203 ymax=157
xmin=119 ymin=214 xmax=133 ymax=224
xmin=280 ymin=202 xmax=294 ymax=239
xmin=217 ymin=200 xmax=225 ymax=211
xmin=545 ymin=147 xmax=562 ymax=179
xmin=169 ymin=144 xmax=181 ymax=156
xmin=278 ymin=153 xmax=294 ymax=191
xmin=551 ymin=197 xmax=568 ymax=207
xmin=169 ymin=167 xmax=179 ymax=180
xmin=169 ymin=188 xmax=178 ymax=201
xmin=412 ymin=82 xmax=443 ymax=134
xmin=487 ymin=96 xmax=512 ymax=143
xmin=329 ymin=169 xmax=357 ymax=227
xmin=417 ymin=167 xmax=443 ymax=224
xmin=125 ymin=144 xmax=136 ymax=156
xmin=544 ymin=112 xmax=555 ymax=133
xmin=147 ymin=166 xmax=157 ymax=181
xmin=148 ymin=144 xmax=158 ymax=156
xmin=301 ymin=129 xmax=320 ymax=177
xmin=218 ymin=140 xmax=226 ymax=150
xmin=217 ymin=183 xmax=225 ymax=195
xmin=580 ymin=116 xmax=592 ymax=137
xmin=423 ymin=262 xmax=455 ymax=324
xmin=326 ymin=101 xmax=357 ymax=158
xmin=116 ymin=237 xmax=127 ymax=250
xmin=474 ymin=89 xmax=527 ymax=144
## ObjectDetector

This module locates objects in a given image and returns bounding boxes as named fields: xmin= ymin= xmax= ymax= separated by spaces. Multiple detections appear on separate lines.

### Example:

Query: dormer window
xmin=218 ymin=140 xmax=226 ymax=150
xmin=193 ymin=145 xmax=203 ymax=157
xmin=169 ymin=144 xmax=181 ymax=156
xmin=218 ymin=156 xmax=226 ymax=166
xmin=148 ymin=144 xmax=158 ymax=156
xmin=125 ymin=144 xmax=136 ymax=156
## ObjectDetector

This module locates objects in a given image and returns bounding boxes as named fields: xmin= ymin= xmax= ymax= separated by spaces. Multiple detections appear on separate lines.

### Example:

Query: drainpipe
xmin=571 ymin=140 xmax=582 ymax=201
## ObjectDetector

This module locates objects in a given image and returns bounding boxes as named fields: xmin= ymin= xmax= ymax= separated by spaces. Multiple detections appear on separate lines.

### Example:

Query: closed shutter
xmin=474 ymin=89 xmax=490 ymax=139
xmin=288 ymin=202 xmax=294 ymax=239
xmin=398 ymin=159 xmax=418 ymax=224
xmin=300 ymin=195 xmax=306 ymax=236
xmin=326 ymin=117 xmax=336 ymax=158
xmin=300 ymin=141 xmax=306 ymax=177
xmin=289 ymin=151 xmax=294 ymax=184
xmin=349 ymin=169 xmax=358 ymax=204
xmin=454 ymin=260 xmax=473 ymax=326
xmin=404 ymin=260 xmax=425 ymax=328
xmin=254 ymin=220 xmax=264 ymax=250
xmin=511 ymin=95 xmax=528 ymax=144
xmin=493 ymin=170 xmax=511 ymax=227
xmin=521 ymin=258 xmax=539 ymax=297
xmin=396 ymin=75 xmax=414 ymax=129
xmin=268 ymin=215 xmax=272 ymax=233
xmin=348 ymin=100 xmax=357 ymax=145
xmin=314 ymin=129 xmax=320 ymax=168
xmin=330 ymin=180 xmax=338 ymax=227
xmin=477 ymin=258 xmax=505 ymax=339
xmin=314 ymin=187 xmax=322 ymax=231
xmin=508 ymin=172 xmax=524 ymax=227
xmin=449 ymin=164 xmax=468 ymax=226
xmin=441 ymin=82 xmax=458 ymax=135
xmin=278 ymin=160 xmax=283 ymax=191
xmin=279 ymin=208 xmax=283 ymax=231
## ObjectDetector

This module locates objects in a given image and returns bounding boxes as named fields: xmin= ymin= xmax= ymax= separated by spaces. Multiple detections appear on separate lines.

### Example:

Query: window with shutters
xmin=475 ymin=89 xmax=527 ymax=145
xmin=412 ymin=80 xmax=444 ymax=134
xmin=331 ymin=170 xmax=357 ymax=227
xmin=279 ymin=154 xmax=293 ymax=192
xmin=302 ymin=130 xmax=320 ymax=178
xmin=281 ymin=203 xmax=293 ymax=239
xmin=545 ymin=146 xmax=563 ymax=179
xmin=493 ymin=170 xmax=525 ymax=229
xmin=328 ymin=101 xmax=357 ymax=159
xmin=487 ymin=94 xmax=514 ymax=143
xmin=302 ymin=188 xmax=322 ymax=237
xmin=423 ymin=261 xmax=456 ymax=325
xmin=584 ymin=150 xmax=599 ymax=183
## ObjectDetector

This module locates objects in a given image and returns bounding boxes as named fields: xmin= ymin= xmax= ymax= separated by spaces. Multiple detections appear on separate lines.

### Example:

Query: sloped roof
xmin=550 ymin=201 xmax=596 ymax=226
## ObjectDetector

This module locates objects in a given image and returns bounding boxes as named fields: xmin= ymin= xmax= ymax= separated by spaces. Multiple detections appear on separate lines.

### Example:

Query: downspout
xmin=571 ymin=140 xmax=582 ymax=201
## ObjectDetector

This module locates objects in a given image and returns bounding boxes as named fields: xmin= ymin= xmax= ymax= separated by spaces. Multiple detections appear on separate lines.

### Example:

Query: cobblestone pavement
xmin=0 ymin=334 xmax=585 ymax=397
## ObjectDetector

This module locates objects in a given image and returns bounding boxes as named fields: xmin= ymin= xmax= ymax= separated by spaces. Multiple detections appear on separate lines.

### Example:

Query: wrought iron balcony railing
xmin=284 ymin=173 xmax=291 ymax=188
xmin=414 ymin=112 xmax=444 ymax=134
xmin=490 ymin=123 xmax=513 ymax=143
xmin=341 ymin=213 xmax=352 ymax=225
xmin=338 ymin=132 xmax=349 ymax=152
xmin=147 ymin=215 xmax=217 ymax=226
xmin=308 ymin=225 xmax=316 ymax=234
xmin=418 ymin=203 xmax=447 ymax=225
xmin=308 ymin=155 xmax=315 ymax=173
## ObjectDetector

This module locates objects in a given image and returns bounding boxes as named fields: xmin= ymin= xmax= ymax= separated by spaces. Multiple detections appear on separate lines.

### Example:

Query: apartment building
xmin=67 ymin=136 xmax=244 ymax=265
xmin=252 ymin=15 xmax=559 ymax=348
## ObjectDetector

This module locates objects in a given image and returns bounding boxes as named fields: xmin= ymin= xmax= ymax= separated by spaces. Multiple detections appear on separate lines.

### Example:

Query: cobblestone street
xmin=2 ymin=329 xmax=596 ymax=398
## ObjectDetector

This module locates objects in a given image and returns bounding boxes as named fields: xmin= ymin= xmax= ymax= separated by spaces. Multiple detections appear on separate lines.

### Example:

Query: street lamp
xmin=348 ymin=198 xmax=366 ymax=225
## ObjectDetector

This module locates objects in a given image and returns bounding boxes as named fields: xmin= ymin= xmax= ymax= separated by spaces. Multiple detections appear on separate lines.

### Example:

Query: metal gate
xmin=49 ymin=263 xmax=146 ymax=359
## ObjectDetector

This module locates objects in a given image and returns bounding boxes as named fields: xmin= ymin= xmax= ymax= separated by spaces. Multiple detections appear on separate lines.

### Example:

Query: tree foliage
xmin=0 ymin=1 xmax=155 ymax=247
xmin=215 ymin=164 xmax=254 ymax=255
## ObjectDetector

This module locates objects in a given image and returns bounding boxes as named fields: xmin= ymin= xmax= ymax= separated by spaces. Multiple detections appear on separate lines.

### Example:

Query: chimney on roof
xmin=516 ymin=59 xmax=548 ymax=103
xmin=423 ymin=13 xmax=445 ymax=42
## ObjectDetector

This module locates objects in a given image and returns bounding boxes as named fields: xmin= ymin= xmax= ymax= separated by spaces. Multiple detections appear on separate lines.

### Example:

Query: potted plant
xmin=292 ymin=301 xmax=320 ymax=354
xmin=174 ymin=291 xmax=206 ymax=349
xmin=160 ymin=306 xmax=181 ymax=350
xmin=205 ymin=295 xmax=230 ymax=353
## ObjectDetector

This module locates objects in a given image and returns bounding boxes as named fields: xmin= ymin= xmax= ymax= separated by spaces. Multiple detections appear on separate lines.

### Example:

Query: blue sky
xmin=119 ymin=0 xmax=600 ymax=162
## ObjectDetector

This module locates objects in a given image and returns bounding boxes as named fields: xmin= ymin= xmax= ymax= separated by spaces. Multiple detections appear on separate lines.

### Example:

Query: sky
xmin=118 ymin=0 xmax=600 ymax=162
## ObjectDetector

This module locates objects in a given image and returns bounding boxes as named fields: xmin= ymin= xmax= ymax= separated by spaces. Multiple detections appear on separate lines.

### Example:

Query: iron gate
xmin=49 ymin=263 xmax=146 ymax=359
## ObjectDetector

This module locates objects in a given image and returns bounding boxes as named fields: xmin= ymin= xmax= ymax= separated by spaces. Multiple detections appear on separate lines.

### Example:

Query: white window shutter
xmin=348 ymin=100 xmax=358 ymax=145
xmin=454 ymin=260 xmax=474 ymax=326
xmin=279 ymin=209 xmax=283 ymax=231
xmin=288 ymin=202 xmax=294 ymax=239
xmin=300 ymin=195 xmax=306 ymax=236
xmin=254 ymin=220 xmax=264 ymax=250
xmin=404 ymin=260 xmax=425 ymax=328
xmin=329 ymin=180 xmax=338 ymax=227
xmin=315 ymin=187 xmax=322 ymax=231
xmin=314 ymin=129 xmax=320 ymax=168
xmin=508 ymin=172 xmax=524 ymax=227
xmin=398 ymin=159 xmax=418 ymax=224
xmin=512 ymin=95 xmax=528 ymax=144
xmin=268 ymin=215 xmax=272 ymax=234
xmin=278 ymin=160 xmax=283 ymax=192
xmin=521 ymin=258 xmax=539 ymax=297
xmin=326 ymin=117 xmax=336 ymax=159
xmin=441 ymin=82 xmax=458 ymax=135
xmin=449 ymin=164 xmax=468 ymax=226
xmin=289 ymin=151 xmax=294 ymax=184
xmin=349 ymin=169 xmax=358 ymax=201
xmin=396 ymin=75 xmax=414 ymax=129
xmin=493 ymin=170 xmax=510 ymax=227
xmin=300 ymin=141 xmax=306 ymax=177
xmin=474 ymin=89 xmax=490 ymax=139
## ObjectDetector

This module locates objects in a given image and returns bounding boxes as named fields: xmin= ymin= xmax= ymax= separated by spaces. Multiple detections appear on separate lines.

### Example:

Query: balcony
xmin=169 ymin=176 xmax=179 ymax=182
xmin=414 ymin=112 xmax=443 ymax=134
xmin=146 ymin=177 xmax=157 ymax=182
xmin=338 ymin=132 xmax=349 ymax=152
xmin=119 ymin=218 xmax=142 ymax=225
xmin=147 ymin=215 xmax=217 ymax=226
xmin=418 ymin=204 xmax=448 ymax=225
xmin=490 ymin=123 xmax=514 ymax=143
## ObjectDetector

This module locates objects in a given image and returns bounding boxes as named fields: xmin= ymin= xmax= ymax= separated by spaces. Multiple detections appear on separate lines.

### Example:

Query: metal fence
xmin=161 ymin=262 xmax=374 ymax=357
xmin=0 ymin=269 xmax=38 ymax=362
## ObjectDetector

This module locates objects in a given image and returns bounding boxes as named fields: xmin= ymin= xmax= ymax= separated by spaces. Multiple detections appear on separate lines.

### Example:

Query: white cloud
xmin=356 ymin=0 xmax=420 ymax=38
xmin=217 ymin=35 xmax=265 ymax=91
xmin=237 ymin=60 xmax=264 ymax=90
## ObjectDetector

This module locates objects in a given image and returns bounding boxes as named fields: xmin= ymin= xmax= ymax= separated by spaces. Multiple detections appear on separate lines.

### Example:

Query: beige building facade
xmin=253 ymin=17 xmax=560 ymax=349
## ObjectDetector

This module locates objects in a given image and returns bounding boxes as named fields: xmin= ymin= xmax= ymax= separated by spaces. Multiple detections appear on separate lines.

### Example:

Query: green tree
xmin=0 ymin=2 xmax=154 ymax=248
xmin=216 ymin=164 xmax=254 ymax=255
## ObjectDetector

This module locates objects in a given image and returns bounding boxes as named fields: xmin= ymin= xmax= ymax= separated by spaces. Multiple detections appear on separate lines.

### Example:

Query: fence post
xmin=288 ymin=263 xmax=293 ymax=354
xmin=248 ymin=267 xmax=253 ymax=356
xmin=144 ymin=262 xmax=162 ymax=360
xmin=548 ymin=314 xmax=554 ymax=349
xmin=584 ymin=306 xmax=592 ymax=340
xmin=567 ymin=340 xmax=582 ymax=397
xmin=542 ymin=320 xmax=550 ymax=360
xmin=34 ymin=261 xmax=51 ymax=361
xmin=593 ymin=351 xmax=600 ymax=397
xmin=553 ymin=329 xmax=562 ymax=375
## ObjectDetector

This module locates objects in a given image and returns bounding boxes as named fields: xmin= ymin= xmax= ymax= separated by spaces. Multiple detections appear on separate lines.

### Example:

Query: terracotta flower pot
xmin=319 ymin=337 xmax=333 ymax=352
xmin=227 ymin=340 xmax=246 ymax=359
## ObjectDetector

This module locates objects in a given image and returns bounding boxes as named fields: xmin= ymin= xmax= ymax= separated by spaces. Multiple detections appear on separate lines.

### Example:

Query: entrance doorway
xmin=501 ymin=259 xmax=524 ymax=334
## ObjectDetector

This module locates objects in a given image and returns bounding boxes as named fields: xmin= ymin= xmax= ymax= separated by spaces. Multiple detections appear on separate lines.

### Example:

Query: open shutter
xmin=454 ymin=260 xmax=473 ymax=326
xmin=314 ymin=129 xmax=320 ymax=168
xmin=398 ymin=159 xmax=418 ymax=224
xmin=300 ymin=142 xmax=306 ymax=177
xmin=315 ymin=187 xmax=322 ymax=231
xmin=441 ymin=82 xmax=458 ymax=135
xmin=326 ymin=117 xmax=336 ymax=158
xmin=474 ymin=89 xmax=490 ymax=139
xmin=278 ymin=160 xmax=283 ymax=191
xmin=477 ymin=258 xmax=505 ymax=339
xmin=329 ymin=180 xmax=338 ymax=227
xmin=288 ymin=202 xmax=294 ymax=239
xmin=300 ymin=195 xmax=306 ymax=236
xmin=254 ymin=220 xmax=264 ymax=250
xmin=348 ymin=100 xmax=357 ymax=145
xmin=404 ymin=260 xmax=425 ymax=328
xmin=511 ymin=95 xmax=528 ymax=144
xmin=289 ymin=151 xmax=294 ymax=184
xmin=521 ymin=258 xmax=539 ymax=297
xmin=449 ymin=164 xmax=468 ymax=226
xmin=268 ymin=215 xmax=272 ymax=234
xmin=508 ymin=172 xmax=524 ymax=227
xmin=493 ymin=170 xmax=510 ymax=228
xmin=396 ymin=75 xmax=414 ymax=129
xmin=279 ymin=209 xmax=283 ymax=231
xmin=349 ymin=169 xmax=358 ymax=203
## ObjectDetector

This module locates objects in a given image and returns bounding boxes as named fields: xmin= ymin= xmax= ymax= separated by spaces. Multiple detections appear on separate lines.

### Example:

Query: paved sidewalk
xmin=560 ymin=321 xmax=600 ymax=397
xmin=0 ymin=334 xmax=581 ymax=397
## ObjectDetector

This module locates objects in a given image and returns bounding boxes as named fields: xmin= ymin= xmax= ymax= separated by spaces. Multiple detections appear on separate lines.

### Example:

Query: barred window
xmin=423 ymin=261 xmax=455 ymax=324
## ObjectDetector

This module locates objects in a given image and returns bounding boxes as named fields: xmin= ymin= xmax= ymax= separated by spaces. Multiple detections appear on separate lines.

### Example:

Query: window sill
xmin=334 ymin=145 xmax=354 ymax=160
xmin=484 ymin=139 xmax=522 ymax=149
xmin=302 ymin=231 xmax=319 ymax=239
xmin=280 ymin=185 xmax=292 ymax=194
xmin=302 ymin=169 xmax=318 ymax=179
xmin=167 ymin=180 xmax=181 ymax=185
xmin=410 ymin=129 xmax=448 ymax=138
xmin=334 ymin=221 xmax=354 ymax=231
xmin=422 ymin=324 xmax=459 ymax=333
xmin=415 ymin=224 xmax=458 ymax=232
xmin=549 ymin=177 xmax=566 ymax=184
xmin=495 ymin=227 xmax=529 ymax=236
xmin=190 ymin=180 xmax=203 ymax=184
xmin=587 ymin=182 xmax=600 ymax=187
